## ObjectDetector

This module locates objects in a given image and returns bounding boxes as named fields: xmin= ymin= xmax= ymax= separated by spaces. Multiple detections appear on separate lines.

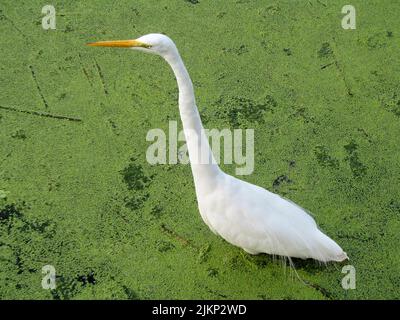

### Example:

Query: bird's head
xmin=87 ymin=33 xmax=177 ymax=59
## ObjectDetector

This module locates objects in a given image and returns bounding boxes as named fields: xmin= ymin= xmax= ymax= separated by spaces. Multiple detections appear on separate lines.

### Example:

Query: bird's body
xmin=198 ymin=173 xmax=347 ymax=261
xmin=88 ymin=34 xmax=348 ymax=262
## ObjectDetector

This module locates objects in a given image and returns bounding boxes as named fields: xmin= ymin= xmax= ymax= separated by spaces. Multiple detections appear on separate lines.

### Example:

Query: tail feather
xmin=313 ymin=230 xmax=348 ymax=262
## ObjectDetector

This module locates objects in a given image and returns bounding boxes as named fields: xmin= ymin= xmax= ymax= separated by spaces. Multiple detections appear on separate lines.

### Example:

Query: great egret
xmin=88 ymin=34 xmax=348 ymax=262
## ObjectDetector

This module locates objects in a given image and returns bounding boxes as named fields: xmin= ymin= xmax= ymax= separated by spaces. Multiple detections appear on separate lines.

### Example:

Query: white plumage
xmin=88 ymin=34 xmax=348 ymax=262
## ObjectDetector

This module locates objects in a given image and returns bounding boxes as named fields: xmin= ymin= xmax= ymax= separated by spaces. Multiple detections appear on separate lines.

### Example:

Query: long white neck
xmin=164 ymin=51 xmax=222 ymax=195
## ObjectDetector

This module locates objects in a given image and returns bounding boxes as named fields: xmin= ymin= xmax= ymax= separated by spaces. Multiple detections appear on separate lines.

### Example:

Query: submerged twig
xmin=29 ymin=65 xmax=50 ymax=109
xmin=331 ymin=37 xmax=354 ymax=97
xmin=78 ymin=53 xmax=94 ymax=87
xmin=303 ymin=279 xmax=334 ymax=299
xmin=320 ymin=62 xmax=335 ymax=70
xmin=160 ymin=223 xmax=196 ymax=248
xmin=0 ymin=105 xmax=82 ymax=122
xmin=94 ymin=58 xmax=108 ymax=95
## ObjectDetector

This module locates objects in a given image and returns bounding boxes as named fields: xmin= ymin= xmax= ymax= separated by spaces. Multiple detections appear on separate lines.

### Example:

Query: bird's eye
xmin=142 ymin=43 xmax=153 ymax=49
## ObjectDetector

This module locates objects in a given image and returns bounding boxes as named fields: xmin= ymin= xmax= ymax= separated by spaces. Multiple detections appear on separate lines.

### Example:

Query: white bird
xmin=88 ymin=34 xmax=348 ymax=262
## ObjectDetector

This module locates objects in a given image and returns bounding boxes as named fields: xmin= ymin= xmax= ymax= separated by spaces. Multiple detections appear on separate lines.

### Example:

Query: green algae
xmin=0 ymin=0 xmax=399 ymax=299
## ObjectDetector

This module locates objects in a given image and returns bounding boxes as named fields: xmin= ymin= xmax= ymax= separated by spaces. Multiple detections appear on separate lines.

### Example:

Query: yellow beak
xmin=86 ymin=39 xmax=151 ymax=48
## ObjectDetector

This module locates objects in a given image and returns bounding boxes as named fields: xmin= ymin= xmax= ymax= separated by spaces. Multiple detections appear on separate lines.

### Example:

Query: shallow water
xmin=0 ymin=0 xmax=399 ymax=299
